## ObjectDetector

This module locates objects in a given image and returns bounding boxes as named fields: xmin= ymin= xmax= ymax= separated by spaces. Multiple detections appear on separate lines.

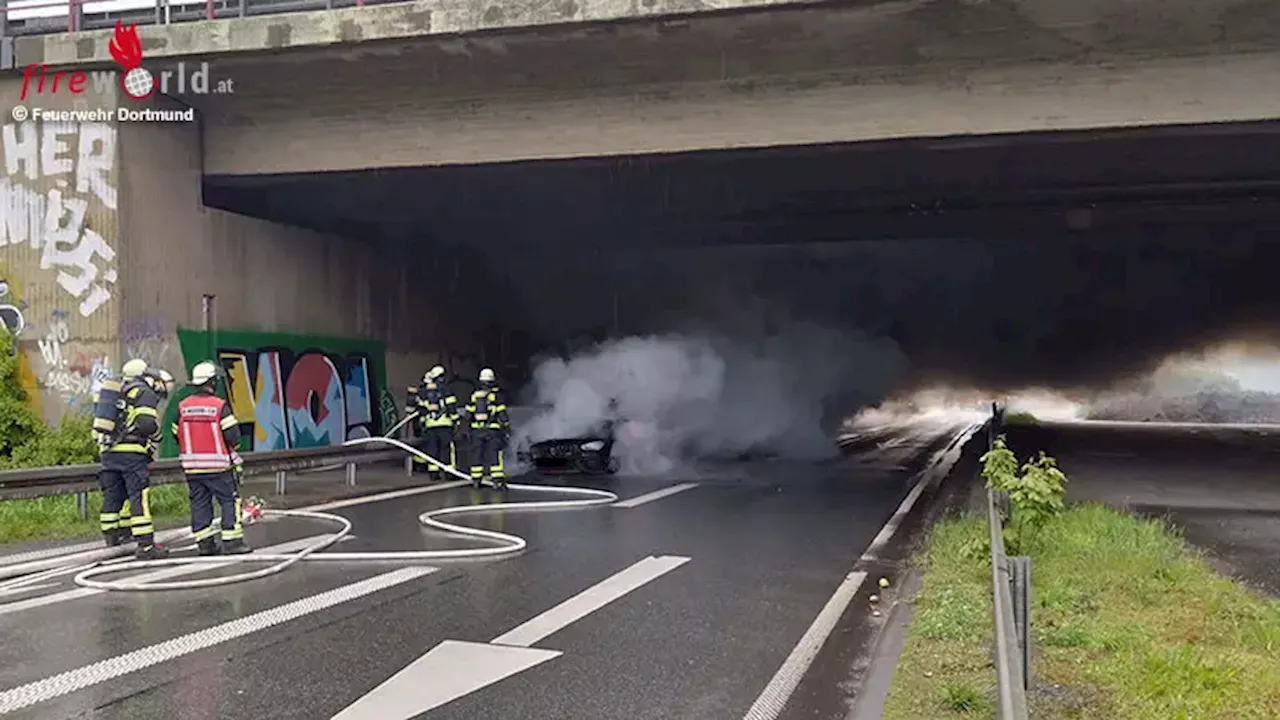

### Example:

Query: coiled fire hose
xmin=0 ymin=418 xmax=617 ymax=593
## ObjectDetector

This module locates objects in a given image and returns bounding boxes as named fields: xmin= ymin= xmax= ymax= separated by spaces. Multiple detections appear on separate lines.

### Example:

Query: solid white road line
xmin=859 ymin=422 xmax=982 ymax=565
xmin=0 ymin=534 xmax=346 ymax=618
xmin=742 ymin=572 xmax=868 ymax=720
xmin=612 ymin=483 xmax=700 ymax=509
xmin=742 ymin=422 xmax=981 ymax=720
xmin=0 ymin=567 xmax=436 ymax=716
xmin=491 ymin=555 xmax=692 ymax=648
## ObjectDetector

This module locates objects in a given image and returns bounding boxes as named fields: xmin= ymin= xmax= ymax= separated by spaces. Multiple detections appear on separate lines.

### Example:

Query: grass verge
xmin=0 ymin=484 xmax=190 ymax=546
xmin=1002 ymin=411 xmax=1039 ymax=426
xmin=883 ymin=503 xmax=1280 ymax=719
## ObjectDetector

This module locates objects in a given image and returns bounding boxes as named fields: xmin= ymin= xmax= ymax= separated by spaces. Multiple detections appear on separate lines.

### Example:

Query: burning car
xmin=517 ymin=405 xmax=621 ymax=475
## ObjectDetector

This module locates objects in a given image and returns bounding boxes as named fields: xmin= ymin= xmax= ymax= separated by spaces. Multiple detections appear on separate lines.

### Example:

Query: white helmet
xmin=152 ymin=369 xmax=175 ymax=397
xmin=121 ymin=358 xmax=148 ymax=378
xmin=425 ymin=365 xmax=445 ymax=382
xmin=190 ymin=361 xmax=219 ymax=386
xmin=479 ymin=368 xmax=496 ymax=383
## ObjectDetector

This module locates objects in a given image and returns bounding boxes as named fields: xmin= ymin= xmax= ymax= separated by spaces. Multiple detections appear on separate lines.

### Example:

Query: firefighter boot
xmin=197 ymin=538 xmax=221 ymax=556
xmin=221 ymin=538 xmax=253 ymax=555
xmin=135 ymin=543 xmax=169 ymax=560
xmin=103 ymin=527 xmax=133 ymax=548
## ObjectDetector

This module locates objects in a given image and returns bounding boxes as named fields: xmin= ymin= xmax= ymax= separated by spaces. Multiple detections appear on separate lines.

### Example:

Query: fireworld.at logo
xmin=18 ymin=21 xmax=234 ymax=102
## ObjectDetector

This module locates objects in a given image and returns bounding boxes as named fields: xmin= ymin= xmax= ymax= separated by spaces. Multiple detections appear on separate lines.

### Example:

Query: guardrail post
xmin=76 ymin=491 xmax=89 ymax=521
xmin=1011 ymin=555 xmax=1032 ymax=691
xmin=405 ymin=455 xmax=413 ymax=477
xmin=345 ymin=463 xmax=357 ymax=487
xmin=274 ymin=470 xmax=287 ymax=495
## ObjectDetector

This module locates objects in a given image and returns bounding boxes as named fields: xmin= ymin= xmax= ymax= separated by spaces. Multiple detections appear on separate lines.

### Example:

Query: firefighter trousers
xmin=421 ymin=426 xmax=457 ymax=480
xmin=187 ymin=469 xmax=243 ymax=542
xmin=99 ymin=452 xmax=155 ymax=546
xmin=469 ymin=428 xmax=506 ymax=481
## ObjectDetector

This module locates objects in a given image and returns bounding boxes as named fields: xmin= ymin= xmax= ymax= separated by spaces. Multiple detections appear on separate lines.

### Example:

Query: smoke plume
xmin=513 ymin=325 xmax=908 ymax=475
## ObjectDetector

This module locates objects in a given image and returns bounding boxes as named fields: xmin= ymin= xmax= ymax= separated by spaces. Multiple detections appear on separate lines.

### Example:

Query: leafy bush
xmin=0 ymin=330 xmax=98 ymax=470
xmin=980 ymin=434 xmax=1068 ymax=554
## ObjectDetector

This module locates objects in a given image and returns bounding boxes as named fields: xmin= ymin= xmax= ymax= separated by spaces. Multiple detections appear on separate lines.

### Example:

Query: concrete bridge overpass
xmin=0 ymin=0 xmax=1278 ymax=440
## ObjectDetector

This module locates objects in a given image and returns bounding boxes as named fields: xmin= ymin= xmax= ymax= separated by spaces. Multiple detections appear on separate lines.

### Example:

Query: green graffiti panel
xmin=159 ymin=329 xmax=397 ymax=458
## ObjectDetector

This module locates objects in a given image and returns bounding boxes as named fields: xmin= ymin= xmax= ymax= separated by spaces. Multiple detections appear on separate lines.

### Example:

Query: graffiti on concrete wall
xmin=160 ymin=329 xmax=397 ymax=457
xmin=2 ymin=120 xmax=118 ymax=422
xmin=37 ymin=309 xmax=109 ymax=406
xmin=121 ymin=314 xmax=177 ymax=370
xmin=1 ymin=120 xmax=118 ymax=318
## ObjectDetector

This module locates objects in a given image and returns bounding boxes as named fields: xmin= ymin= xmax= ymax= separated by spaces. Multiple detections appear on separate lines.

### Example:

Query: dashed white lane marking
xmin=0 ymin=567 xmax=436 ymax=715
xmin=611 ymin=483 xmax=700 ymax=509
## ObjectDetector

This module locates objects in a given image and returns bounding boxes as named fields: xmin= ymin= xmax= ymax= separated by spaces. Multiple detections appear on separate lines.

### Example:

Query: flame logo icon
xmin=108 ymin=21 xmax=156 ymax=100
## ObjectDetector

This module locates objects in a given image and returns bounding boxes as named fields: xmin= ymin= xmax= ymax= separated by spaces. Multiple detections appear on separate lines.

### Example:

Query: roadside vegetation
xmin=883 ymin=437 xmax=1280 ymax=719
xmin=0 ymin=332 xmax=188 ymax=545
xmin=1001 ymin=410 xmax=1039 ymax=426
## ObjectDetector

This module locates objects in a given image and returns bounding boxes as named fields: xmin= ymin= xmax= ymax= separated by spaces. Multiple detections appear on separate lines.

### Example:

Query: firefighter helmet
xmin=121 ymin=358 xmax=148 ymax=378
xmin=190 ymin=361 xmax=219 ymax=386
xmin=479 ymin=368 xmax=496 ymax=383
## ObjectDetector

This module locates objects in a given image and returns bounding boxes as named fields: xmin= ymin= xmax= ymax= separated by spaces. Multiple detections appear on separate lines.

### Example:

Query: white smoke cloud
xmin=512 ymin=325 xmax=909 ymax=475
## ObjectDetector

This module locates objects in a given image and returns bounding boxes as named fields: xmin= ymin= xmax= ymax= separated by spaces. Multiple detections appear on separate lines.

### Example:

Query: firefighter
xmin=464 ymin=367 xmax=510 ymax=490
xmin=96 ymin=359 xmax=172 ymax=559
xmin=413 ymin=365 xmax=459 ymax=481
xmin=171 ymin=361 xmax=252 ymax=556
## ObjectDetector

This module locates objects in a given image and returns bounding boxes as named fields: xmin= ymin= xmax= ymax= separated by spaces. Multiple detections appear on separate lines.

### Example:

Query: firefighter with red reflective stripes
xmin=171 ymin=361 xmax=252 ymax=556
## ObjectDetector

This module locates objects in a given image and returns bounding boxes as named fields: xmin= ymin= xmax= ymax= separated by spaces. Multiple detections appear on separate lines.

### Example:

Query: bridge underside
xmin=200 ymin=120 xmax=1280 ymax=395
xmin=205 ymin=122 xmax=1280 ymax=248
xmin=184 ymin=1 xmax=1280 ymax=175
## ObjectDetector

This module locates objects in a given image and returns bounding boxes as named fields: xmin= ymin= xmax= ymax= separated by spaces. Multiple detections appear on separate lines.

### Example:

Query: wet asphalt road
xmin=0 ymin=422 xmax=969 ymax=720
xmin=1005 ymin=420 xmax=1280 ymax=596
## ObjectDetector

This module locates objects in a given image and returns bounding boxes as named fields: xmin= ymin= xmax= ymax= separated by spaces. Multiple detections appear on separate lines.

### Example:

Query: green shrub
xmin=980 ymin=435 xmax=1068 ymax=554
xmin=0 ymin=330 xmax=99 ymax=470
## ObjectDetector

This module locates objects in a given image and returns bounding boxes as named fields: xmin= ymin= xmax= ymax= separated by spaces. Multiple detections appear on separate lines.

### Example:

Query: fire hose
xmin=0 ymin=419 xmax=618 ymax=593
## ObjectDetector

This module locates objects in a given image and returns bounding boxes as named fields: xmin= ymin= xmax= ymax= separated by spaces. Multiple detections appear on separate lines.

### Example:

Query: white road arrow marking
xmin=492 ymin=554 xmax=691 ymax=647
xmin=330 ymin=554 xmax=692 ymax=720
xmin=330 ymin=641 xmax=561 ymax=720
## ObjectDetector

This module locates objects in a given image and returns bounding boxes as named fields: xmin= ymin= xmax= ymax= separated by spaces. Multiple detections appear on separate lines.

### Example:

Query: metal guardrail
xmin=0 ymin=0 xmax=409 ymax=42
xmin=0 ymin=438 xmax=426 ymax=502
xmin=985 ymin=411 xmax=1031 ymax=720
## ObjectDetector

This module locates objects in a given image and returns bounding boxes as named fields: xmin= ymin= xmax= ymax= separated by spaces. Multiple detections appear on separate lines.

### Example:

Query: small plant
xmin=941 ymin=681 xmax=988 ymax=713
xmin=979 ymin=435 xmax=1068 ymax=554
xmin=979 ymin=435 xmax=1019 ymax=496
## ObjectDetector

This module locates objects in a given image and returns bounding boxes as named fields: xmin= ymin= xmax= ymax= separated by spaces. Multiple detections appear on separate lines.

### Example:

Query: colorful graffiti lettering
xmin=217 ymin=348 xmax=378 ymax=450
xmin=161 ymin=328 xmax=396 ymax=457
